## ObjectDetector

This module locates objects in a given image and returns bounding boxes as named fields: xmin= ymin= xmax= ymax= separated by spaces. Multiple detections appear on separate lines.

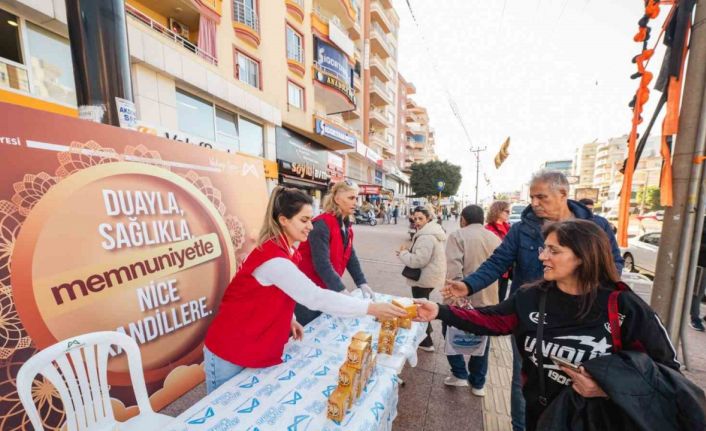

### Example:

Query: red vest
xmin=298 ymin=212 xmax=353 ymax=288
xmin=204 ymin=238 xmax=300 ymax=368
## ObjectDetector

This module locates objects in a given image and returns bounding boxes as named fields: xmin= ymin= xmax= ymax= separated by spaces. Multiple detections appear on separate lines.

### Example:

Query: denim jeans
xmin=511 ymin=341 xmax=526 ymax=431
xmin=442 ymin=322 xmax=490 ymax=388
xmin=204 ymin=346 xmax=246 ymax=394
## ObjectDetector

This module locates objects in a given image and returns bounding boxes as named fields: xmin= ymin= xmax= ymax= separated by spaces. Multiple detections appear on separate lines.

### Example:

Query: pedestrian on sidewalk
xmin=443 ymin=205 xmax=501 ymax=396
xmin=392 ymin=205 xmax=399 ymax=224
xmin=204 ymin=187 xmax=406 ymax=393
xmin=296 ymin=181 xmax=379 ymax=326
xmin=381 ymin=202 xmax=390 ymax=224
xmin=486 ymin=200 xmax=512 ymax=302
xmin=417 ymin=220 xmax=683 ymax=431
xmin=397 ymin=206 xmax=447 ymax=351
xmin=440 ymin=171 xmax=624 ymax=431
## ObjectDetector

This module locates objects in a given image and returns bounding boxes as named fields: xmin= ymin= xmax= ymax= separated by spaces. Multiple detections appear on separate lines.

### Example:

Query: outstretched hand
xmin=291 ymin=320 xmax=304 ymax=341
xmin=412 ymin=299 xmax=439 ymax=322
xmin=441 ymin=279 xmax=470 ymax=300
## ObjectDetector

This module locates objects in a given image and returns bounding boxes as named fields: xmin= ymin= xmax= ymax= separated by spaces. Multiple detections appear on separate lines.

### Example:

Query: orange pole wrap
xmin=660 ymin=125 xmax=674 ymax=207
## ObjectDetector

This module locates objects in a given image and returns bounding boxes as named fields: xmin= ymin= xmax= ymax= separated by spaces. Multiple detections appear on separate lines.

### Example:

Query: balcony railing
xmin=371 ymin=77 xmax=393 ymax=101
xmin=287 ymin=43 xmax=303 ymax=63
xmin=0 ymin=58 xmax=30 ymax=93
xmin=125 ymin=4 xmax=218 ymax=65
xmin=234 ymin=0 xmax=260 ymax=33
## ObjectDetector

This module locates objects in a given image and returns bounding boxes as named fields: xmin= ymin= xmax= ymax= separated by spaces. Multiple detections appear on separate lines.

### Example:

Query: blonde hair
xmin=322 ymin=181 xmax=359 ymax=216
xmin=257 ymin=186 xmax=313 ymax=246
xmin=486 ymin=200 xmax=510 ymax=224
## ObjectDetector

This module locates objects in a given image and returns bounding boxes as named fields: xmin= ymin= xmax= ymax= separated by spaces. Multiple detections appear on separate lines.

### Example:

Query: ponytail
xmin=257 ymin=186 xmax=313 ymax=247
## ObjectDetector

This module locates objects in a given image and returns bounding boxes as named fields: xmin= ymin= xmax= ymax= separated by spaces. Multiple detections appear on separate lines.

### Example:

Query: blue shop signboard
xmin=314 ymin=37 xmax=355 ymax=104
xmin=314 ymin=118 xmax=357 ymax=149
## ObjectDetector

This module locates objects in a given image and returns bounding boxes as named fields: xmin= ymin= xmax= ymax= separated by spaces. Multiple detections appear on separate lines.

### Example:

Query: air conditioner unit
xmin=169 ymin=18 xmax=189 ymax=38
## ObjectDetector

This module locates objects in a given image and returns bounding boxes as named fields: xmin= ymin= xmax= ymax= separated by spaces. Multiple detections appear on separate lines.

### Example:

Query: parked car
xmin=509 ymin=203 xmax=526 ymax=225
xmin=621 ymin=231 xmax=660 ymax=274
xmin=638 ymin=210 xmax=664 ymax=222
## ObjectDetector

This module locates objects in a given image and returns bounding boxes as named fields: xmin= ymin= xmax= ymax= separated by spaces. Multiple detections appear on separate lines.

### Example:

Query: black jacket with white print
xmin=436 ymin=281 xmax=680 ymax=431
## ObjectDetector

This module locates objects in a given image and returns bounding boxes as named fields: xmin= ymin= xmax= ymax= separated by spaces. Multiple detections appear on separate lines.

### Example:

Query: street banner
xmin=0 ymin=102 xmax=268 ymax=430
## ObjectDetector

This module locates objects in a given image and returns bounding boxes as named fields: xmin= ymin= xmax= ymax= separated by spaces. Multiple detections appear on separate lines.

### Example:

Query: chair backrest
xmin=17 ymin=331 xmax=154 ymax=431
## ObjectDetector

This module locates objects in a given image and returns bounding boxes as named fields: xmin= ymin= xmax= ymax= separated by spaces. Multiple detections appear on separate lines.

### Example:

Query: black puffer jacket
xmin=537 ymin=351 xmax=706 ymax=431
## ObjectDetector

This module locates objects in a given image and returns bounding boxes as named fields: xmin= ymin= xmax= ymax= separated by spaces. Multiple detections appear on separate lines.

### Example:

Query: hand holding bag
xmin=401 ymin=237 xmax=422 ymax=281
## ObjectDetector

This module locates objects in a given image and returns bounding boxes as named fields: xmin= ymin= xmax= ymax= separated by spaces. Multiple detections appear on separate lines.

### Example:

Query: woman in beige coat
xmin=397 ymin=206 xmax=447 ymax=351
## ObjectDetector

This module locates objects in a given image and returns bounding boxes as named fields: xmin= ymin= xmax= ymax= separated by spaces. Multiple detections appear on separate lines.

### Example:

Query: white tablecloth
xmin=165 ymin=292 xmax=424 ymax=431
xmin=166 ymin=343 xmax=399 ymax=431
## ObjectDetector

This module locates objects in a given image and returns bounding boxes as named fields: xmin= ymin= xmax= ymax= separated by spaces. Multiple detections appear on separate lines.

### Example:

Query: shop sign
xmin=315 ymin=37 xmax=352 ymax=86
xmin=359 ymin=184 xmax=382 ymax=195
xmin=314 ymin=69 xmax=356 ymax=104
xmin=327 ymin=152 xmax=345 ymax=182
xmin=314 ymin=118 xmax=356 ymax=148
xmin=374 ymin=169 xmax=383 ymax=185
xmin=275 ymin=127 xmax=330 ymax=183
xmin=137 ymin=122 xmax=234 ymax=153
xmin=0 ymin=102 xmax=268 ymax=425
xmin=366 ymin=146 xmax=382 ymax=166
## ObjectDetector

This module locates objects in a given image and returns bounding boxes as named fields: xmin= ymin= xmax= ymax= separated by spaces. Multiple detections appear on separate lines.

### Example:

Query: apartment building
xmin=575 ymin=140 xmax=598 ymax=189
xmin=0 ymin=0 xmax=430 ymax=207
xmin=403 ymin=97 xmax=437 ymax=170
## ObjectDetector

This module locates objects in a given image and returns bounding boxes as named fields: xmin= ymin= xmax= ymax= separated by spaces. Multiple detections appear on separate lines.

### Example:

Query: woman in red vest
xmin=485 ymin=200 xmax=511 ymax=302
xmin=204 ymin=187 xmax=405 ymax=393
xmin=296 ymin=181 xmax=375 ymax=325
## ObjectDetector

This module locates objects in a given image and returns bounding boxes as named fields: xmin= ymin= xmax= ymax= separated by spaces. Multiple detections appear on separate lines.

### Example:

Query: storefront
xmin=275 ymin=127 xmax=330 ymax=213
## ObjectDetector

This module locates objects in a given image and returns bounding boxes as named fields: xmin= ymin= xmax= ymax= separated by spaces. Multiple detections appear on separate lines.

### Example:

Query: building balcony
xmin=233 ymin=0 xmax=260 ymax=46
xmin=285 ymin=0 xmax=305 ymax=22
xmin=370 ymin=77 xmax=392 ymax=107
xmin=370 ymin=133 xmax=386 ymax=148
xmin=315 ymin=0 xmax=360 ymax=40
xmin=125 ymin=3 xmax=218 ymax=65
xmin=370 ymin=1 xmax=393 ymax=33
xmin=370 ymin=55 xmax=392 ymax=82
xmin=342 ymin=104 xmax=361 ymax=120
xmin=370 ymin=108 xmax=389 ymax=129
xmin=370 ymin=23 xmax=392 ymax=59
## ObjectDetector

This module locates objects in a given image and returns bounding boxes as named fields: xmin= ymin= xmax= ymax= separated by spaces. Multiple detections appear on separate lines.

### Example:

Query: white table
xmin=166 ymin=293 xmax=426 ymax=431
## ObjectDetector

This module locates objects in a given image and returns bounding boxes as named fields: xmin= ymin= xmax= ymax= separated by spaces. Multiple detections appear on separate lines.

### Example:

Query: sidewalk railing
xmin=125 ymin=4 xmax=218 ymax=66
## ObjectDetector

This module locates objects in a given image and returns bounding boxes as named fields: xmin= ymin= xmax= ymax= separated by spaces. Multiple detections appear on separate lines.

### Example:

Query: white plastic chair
xmin=17 ymin=331 xmax=172 ymax=431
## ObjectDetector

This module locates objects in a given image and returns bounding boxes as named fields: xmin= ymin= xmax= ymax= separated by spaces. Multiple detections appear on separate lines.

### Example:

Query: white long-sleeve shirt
xmin=253 ymin=257 xmax=370 ymax=319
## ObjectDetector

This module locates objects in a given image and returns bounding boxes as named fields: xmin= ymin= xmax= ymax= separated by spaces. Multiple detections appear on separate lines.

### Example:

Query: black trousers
xmin=411 ymin=286 xmax=433 ymax=345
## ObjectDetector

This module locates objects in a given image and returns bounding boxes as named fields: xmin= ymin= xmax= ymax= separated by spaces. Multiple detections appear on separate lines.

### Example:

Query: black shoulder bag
xmin=401 ymin=237 xmax=422 ymax=281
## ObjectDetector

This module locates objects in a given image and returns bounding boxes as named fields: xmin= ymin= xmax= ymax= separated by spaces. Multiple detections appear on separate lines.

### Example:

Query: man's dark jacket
xmin=464 ymin=200 xmax=624 ymax=295
xmin=537 ymin=351 xmax=706 ymax=431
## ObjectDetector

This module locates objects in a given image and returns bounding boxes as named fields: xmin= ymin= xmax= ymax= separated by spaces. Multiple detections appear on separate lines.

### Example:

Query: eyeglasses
xmin=538 ymin=246 xmax=562 ymax=257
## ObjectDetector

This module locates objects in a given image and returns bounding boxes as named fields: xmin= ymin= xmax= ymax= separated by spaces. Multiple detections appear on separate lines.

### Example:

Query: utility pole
xmin=470 ymin=146 xmax=487 ymax=204
xmin=651 ymin=0 xmax=706 ymax=344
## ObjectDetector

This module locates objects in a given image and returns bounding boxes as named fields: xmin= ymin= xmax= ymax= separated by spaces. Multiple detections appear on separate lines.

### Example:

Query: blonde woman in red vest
xmin=204 ymin=187 xmax=405 ymax=393
xmin=296 ymin=180 xmax=376 ymax=325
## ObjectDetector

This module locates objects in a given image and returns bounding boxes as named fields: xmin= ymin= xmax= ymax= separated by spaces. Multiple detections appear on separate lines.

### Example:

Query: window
xmin=215 ymin=108 xmax=239 ymax=148
xmin=26 ymin=23 xmax=76 ymax=106
xmin=176 ymin=90 xmax=216 ymax=141
xmin=176 ymin=88 xmax=263 ymax=156
xmin=0 ymin=11 xmax=76 ymax=104
xmin=239 ymin=116 xmax=264 ymax=157
xmin=236 ymin=50 xmax=260 ymax=89
xmin=287 ymin=81 xmax=304 ymax=109
xmin=286 ymin=25 xmax=303 ymax=63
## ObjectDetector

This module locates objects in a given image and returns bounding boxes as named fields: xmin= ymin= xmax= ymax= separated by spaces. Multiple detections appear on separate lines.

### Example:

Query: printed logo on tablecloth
xmin=322 ymin=385 xmax=337 ymax=397
xmin=370 ymin=402 xmax=385 ymax=422
xmin=329 ymin=322 xmax=338 ymax=330
xmin=187 ymin=406 xmax=215 ymax=425
xmin=239 ymin=376 xmax=259 ymax=388
xmin=336 ymin=334 xmax=348 ymax=342
xmin=314 ymin=365 xmax=329 ymax=376
xmin=283 ymin=353 xmax=293 ymax=362
xmin=282 ymin=391 xmax=302 ymax=405
xmin=307 ymin=349 xmax=322 ymax=358
xmin=278 ymin=370 xmax=296 ymax=381
xmin=287 ymin=415 xmax=310 ymax=431
xmin=351 ymin=318 xmax=360 ymax=327
xmin=305 ymin=325 xmax=315 ymax=333
xmin=236 ymin=398 xmax=260 ymax=414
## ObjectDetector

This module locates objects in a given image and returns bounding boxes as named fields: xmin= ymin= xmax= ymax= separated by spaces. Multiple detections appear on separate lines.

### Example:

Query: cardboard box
xmin=327 ymin=387 xmax=351 ymax=421
xmin=347 ymin=340 xmax=370 ymax=369
xmin=339 ymin=364 xmax=360 ymax=388
xmin=392 ymin=297 xmax=418 ymax=319
xmin=380 ymin=318 xmax=398 ymax=331
xmin=398 ymin=317 xmax=412 ymax=329
xmin=352 ymin=331 xmax=373 ymax=344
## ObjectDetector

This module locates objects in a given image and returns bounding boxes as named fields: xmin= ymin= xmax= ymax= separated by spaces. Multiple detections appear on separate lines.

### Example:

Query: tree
xmin=636 ymin=186 xmax=663 ymax=212
xmin=409 ymin=161 xmax=462 ymax=198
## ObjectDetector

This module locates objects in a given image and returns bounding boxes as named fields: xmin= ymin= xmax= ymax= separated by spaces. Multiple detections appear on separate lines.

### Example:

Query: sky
xmin=393 ymin=0 xmax=668 ymax=201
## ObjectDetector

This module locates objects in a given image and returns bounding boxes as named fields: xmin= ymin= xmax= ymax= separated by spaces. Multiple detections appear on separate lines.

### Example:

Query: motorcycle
xmin=354 ymin=208 xmax=377 ymax=226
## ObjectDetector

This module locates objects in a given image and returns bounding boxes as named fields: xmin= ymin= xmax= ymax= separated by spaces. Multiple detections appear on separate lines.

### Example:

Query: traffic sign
xmin=436 ymin=180 xmax=445 ymax=192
